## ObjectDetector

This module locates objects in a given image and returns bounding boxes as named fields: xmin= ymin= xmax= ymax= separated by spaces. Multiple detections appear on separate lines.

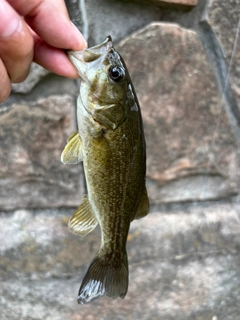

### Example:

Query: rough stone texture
xmin=116 ymin=22 xmax=240 ymax=203
xmin=206 ymin=0 xmax=240 ymax=110
xmin=11 ymin=63 xmax=50 ymax=94
xmin=0 ymin=95 xmax=84 ymax=210
xmin=80 ymin=0 xmax=161 ymax=46
xmin=159 ymin=0 xmax=198 ymax=4
xmin=1 ymin=201 xmax=240 ymax=319
xmin=133 ymin=0 xmax=198 ymax=10
xmin=65 ymin=0 xmax=84 ymax=34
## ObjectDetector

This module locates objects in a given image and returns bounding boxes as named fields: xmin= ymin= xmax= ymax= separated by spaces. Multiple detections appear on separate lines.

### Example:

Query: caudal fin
xmin=77 ymin=253 xmax=128 ymax=304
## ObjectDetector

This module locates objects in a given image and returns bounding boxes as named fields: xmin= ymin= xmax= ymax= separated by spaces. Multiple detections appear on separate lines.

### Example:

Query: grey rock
xmin=116 ymin=22 xmax=240 ymax=203
xmin=0 ymin=95 xmax=84 ymax=210
xmin=79 ymin=0 xmax=161 ymax=46
xmin=0 ymin=208 xmax=98 ymax=280
xmin=65 ymin=0 xmax=84 ymax=32
xmin=1 ymin=201 xmax=240 ymax=319
xmin=205 ymin=0 xmax=240 ymax=122
xmin=11 ymin=63 xmax=50 ymax=94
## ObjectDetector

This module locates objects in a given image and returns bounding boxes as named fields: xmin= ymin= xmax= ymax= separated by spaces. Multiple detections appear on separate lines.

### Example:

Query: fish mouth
xmin=68 ymin=36 xmax=113 ymax=80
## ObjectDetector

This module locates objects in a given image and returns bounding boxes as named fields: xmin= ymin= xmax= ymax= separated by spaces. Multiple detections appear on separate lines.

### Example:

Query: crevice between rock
xmin=196 ymin=17 xmax=240 ymax=148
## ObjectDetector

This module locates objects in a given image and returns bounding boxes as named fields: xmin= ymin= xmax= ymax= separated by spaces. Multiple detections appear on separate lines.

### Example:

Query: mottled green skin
xmin=77 ymin=65 xmax=146 ymax=267
xmin=78 ymin=90 xmax=146 ymax=266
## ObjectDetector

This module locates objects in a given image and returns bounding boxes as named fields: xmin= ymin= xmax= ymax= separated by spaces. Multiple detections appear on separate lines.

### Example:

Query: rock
xmin=79 ymin=0 xmax=160 ymax=46
xmin=1 ymin=201 xmax=240 ymax=319
xmin=0 ymin=95 xmax=85 ymax=210
xmin=133 ymin=0 xmax=198 ymax=10
xmin=65 ymin=0 xmax=84 ymax=34
xmin=11 ymin=63 xmax=50 ymax=94
xmin=0 ymin=208 xmax=98 ymax=280
xmin=205 ymin=0 xmax=240 ymax=119
xmin=116 ymin=22 xmax=240 ymax=203
xmin=159 ymin=0 xmax=198 ymax=4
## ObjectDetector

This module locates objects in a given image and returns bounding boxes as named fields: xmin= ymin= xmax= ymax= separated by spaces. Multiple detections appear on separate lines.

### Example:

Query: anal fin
xmin=68 ymin=195 xmax=98 ymax=236
xmin=133 ymin=185 xmax=149 ymax=220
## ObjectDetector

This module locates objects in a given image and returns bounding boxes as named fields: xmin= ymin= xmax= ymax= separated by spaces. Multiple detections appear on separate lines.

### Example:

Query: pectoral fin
xmin=68 ymin=195 xmax=98 ymax=236
xmin=61 ymin=131 xmax=83 ymax=164
xmin=67 ymin=131 xmax=80 ymax=143
xmin=133 ymin=185 xmax=149 ymax=220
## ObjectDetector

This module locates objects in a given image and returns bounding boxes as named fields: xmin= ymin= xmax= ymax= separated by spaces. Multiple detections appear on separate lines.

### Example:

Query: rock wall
xmin=1 ymin=0 xmax=240 ymax=319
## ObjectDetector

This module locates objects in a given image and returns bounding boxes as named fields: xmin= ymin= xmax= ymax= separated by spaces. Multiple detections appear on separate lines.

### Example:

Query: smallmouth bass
xmin=61 ymin=36 xmax=149 ymax=304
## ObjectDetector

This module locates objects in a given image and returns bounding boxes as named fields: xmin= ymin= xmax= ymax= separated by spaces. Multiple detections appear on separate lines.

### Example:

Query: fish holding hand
xmin=61 ymin=36 xmax=149 ymax=304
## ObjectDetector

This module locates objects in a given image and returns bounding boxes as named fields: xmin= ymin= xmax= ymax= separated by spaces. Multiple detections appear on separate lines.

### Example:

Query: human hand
xmin=0 ymin=0 xmax=87 ymax=102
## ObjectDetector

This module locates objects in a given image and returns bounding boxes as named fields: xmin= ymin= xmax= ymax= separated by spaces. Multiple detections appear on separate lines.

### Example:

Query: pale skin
xmin=0 ymin=0 xmax=87 ymax=103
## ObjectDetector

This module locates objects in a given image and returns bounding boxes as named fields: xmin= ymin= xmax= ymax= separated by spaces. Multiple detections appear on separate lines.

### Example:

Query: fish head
xmin=68 ymin=36 xmax=135 ymax=131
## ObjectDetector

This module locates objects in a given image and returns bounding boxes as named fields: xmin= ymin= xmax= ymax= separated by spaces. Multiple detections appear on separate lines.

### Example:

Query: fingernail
xmin=0 ymin=1 xmax=22 ymax=38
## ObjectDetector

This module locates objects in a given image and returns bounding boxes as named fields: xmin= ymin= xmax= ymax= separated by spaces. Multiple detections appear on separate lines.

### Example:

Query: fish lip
xmin=68 ymin=36 xmax=113 ymax=79
xmin=68 ymin=50 xmax=87 ymax=80
xmin=89 ymin=35 xmax=112 ymax=51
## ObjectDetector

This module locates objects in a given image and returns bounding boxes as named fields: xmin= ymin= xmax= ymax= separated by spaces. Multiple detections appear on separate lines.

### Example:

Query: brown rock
xmin=134 ymin=0 xmax=198 ymax=9
xmin=0 ymin=95 xmax=85 ymax=210
xmin=160 ymin=0 xmax=197 ymax=4
xmin=116 ymin=23 xmax=240 ymax=203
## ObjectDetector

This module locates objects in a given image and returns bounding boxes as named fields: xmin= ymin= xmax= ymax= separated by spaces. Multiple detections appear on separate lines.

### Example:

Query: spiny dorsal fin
xmin=68 ymin=195 xmax=98 ymax=236
xmin=61 ymin=131 xmax=83 ymax=164
xmin=133 ymin=185 xmax=149 ymax=220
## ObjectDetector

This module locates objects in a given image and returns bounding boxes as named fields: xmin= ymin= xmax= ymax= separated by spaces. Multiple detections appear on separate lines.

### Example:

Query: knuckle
xmin=0 ymin=27 xmax=34 ymax=60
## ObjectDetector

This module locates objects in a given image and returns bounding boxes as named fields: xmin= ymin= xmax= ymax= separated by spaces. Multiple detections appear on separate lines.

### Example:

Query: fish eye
xmin=108 ymin=66 xmax=125 ymax=82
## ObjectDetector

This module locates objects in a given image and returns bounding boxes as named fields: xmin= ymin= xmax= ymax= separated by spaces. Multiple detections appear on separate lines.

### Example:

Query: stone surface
xmin=116 ymin=22 xmax=240 ymax=203
xmin=206 ymin=0 xmax=240 ymax=109
xmin=11 ymin=63 xmax=50 ymax=94
xmin=159 ymin=0 xmax=198 ymax=4
xmin=0 ymin=95 xmax=84 ymax=210
xmin=80 ymin=0 xmax=161 ymax=46
xmin=1 ymin=201 xmax=240 ymax=319
xmin=65 ymin=0 xmax=84 ymax=35
xmin=134 ymin=0 xmax=198 ymax=9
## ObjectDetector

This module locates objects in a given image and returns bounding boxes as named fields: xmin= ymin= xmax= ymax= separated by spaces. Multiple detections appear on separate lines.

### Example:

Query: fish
xmin=61 ymin=36 xmax=149 ymax=304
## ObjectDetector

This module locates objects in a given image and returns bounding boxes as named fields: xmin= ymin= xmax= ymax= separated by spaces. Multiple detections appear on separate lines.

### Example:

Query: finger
xmin=7 ymin=0 xmax=87 ymax=51
xmin=33 ymin=33 xmax=79 ymax=78
xmin=0 ymin=58 xmax=11 ymax=103
xmin=0 ymin=0 xmax=34 ymax=83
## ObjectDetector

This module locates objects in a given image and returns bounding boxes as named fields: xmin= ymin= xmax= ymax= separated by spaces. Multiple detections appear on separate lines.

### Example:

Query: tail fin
xmin=77 ymin=252 xmax=128 ymax=304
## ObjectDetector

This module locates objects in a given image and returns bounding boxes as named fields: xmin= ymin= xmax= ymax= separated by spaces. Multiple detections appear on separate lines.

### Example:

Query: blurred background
xmin=1 ymin=0 xmax=240 ymax=319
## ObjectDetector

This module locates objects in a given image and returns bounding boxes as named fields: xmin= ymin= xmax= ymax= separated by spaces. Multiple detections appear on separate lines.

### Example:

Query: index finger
xmin=7 ymin=0 xmax=87 ymax=50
